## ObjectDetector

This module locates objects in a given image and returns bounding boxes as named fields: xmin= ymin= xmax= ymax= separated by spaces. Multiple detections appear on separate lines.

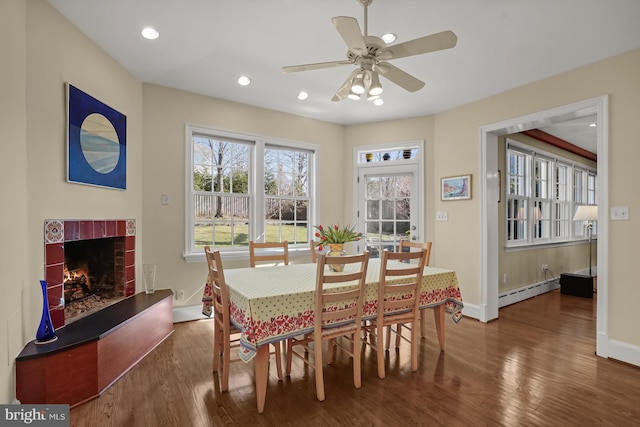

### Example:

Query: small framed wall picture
xmin=441 ymin=174 xmax=472 ymax=201
xmin=67 ymin=83 xmax=127 ymax=190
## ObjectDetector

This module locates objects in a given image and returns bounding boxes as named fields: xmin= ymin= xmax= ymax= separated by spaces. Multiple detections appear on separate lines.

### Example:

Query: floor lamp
xmin=573 ymin=205 xmax=598 ymax=277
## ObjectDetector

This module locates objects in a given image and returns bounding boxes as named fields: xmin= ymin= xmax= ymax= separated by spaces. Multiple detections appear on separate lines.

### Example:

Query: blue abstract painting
xmin=67 ymin=83 xmax=126 ymax=189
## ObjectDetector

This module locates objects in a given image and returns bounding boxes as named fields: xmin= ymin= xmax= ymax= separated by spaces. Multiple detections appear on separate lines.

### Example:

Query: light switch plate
xmin=611 ymin=206 xmax=629 ymax=221
xmin=161 ymin=194 xmax=169 ymax=205
xmin=436 ymin=211 xmax=448 ymax=221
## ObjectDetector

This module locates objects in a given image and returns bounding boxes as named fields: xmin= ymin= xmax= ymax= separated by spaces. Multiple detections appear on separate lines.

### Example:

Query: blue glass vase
xmin=35 ymin=280 xmax=57 ymax=344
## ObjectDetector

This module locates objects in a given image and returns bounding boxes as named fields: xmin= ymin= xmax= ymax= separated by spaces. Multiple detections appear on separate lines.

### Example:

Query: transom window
xmin=185 ymin=125 xmax=317 ymax=260
xmin=506 ymin=139 xmax=596 ymax=247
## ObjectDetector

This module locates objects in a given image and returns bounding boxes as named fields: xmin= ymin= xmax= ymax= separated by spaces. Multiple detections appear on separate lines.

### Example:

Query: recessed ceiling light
xmin=297 ymin=91 xmax=309 ymax=100
xmin=589 ymin=123 xmax=597 ymax=127
xmin=141 ymin=27 xmax=159 ymax=40
xmin=373 ymin=98 xmax=384 ymax=106
xmin=381 ymin=33 xmax=396 ymax=44
xmin=237 ymin=76 xmax=251 ymax=86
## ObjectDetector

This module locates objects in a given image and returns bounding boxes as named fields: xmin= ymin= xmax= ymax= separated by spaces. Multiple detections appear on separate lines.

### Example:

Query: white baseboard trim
xmin=600 ymin=336 xmax=640 ymax=368
xmin=498 ymin=279 xmax=560 ymax=308
xmin=172 ymin=305 xmax=207 ymax=323
xmin=460 ymin=303 xmax=481 ymax=320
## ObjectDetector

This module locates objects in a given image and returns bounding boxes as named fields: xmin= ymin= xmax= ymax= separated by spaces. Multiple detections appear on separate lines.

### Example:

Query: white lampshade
xmin=347 ymin=88 xmax=361 ymax=100
xmin=368 ymin=72 xmax=383 ymax=96
xmin=573 ymin=205 xmax=598 ymax=221
xmin=351 ymin=72 xmax=365 ymax=94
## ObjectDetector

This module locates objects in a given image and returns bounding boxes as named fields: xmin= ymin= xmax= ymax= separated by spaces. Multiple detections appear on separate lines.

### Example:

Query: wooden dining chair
xmin=248 ymin=241 xmax=285 ymax=378
xmin=286 ymin=251 xmax=370 ymax=401
xmin=249 ymin=241 xmax=289 ymax=267
xmin=364 ymin=247 xmax=427 ymax=379
xmin=394 ymin=240 xmax=432 ymax=346
xmin=204 ymin=246 xmax=242 ymax=392
xmin=309 ymin=240 xmax=320 ymax=263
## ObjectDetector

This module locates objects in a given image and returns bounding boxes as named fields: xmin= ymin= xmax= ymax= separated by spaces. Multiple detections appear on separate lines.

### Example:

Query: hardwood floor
xmin=70 ymin=290 xmax=640 ymax=426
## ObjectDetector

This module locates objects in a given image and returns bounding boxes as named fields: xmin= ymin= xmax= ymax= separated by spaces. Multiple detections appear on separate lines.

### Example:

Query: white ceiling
xmin=48 ymin=0 xmax=640 ymax=152
xmin=539 ymin=115 xmax=598 ymax=154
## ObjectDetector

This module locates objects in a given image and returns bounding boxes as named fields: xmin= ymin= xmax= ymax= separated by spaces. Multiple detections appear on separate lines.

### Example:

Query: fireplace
xmin=63 ymin=236 xmax=127 ymax=321
xmin=44 ymin=219 xmax=136 ymax=328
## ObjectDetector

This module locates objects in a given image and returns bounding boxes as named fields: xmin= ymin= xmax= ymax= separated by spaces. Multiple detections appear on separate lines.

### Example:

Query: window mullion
xmin=253 ymin=141 xmax=265 ymax=242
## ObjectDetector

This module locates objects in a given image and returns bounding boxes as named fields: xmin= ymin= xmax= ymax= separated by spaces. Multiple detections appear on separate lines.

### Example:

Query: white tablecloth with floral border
xmin=202 ymin=259 xmax=463 ymax=362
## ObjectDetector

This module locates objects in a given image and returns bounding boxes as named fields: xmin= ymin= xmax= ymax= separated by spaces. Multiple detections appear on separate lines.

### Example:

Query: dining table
xmin=202 ymin=257 xmax=463 ymax=413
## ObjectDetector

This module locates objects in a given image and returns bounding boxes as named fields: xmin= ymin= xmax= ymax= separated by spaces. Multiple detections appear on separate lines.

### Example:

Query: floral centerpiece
xmin=314 ymin=224 xmax=362 ymax=272
xmin=313 ymin=223 xmax=363 ymax=251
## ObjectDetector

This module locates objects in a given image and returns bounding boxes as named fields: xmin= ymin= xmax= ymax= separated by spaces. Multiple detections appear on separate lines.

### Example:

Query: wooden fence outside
xmin=194 ymin=194 xmax=249 ymax=219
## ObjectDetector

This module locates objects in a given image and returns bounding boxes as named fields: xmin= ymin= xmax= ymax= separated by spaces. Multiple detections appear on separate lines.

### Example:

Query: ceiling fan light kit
xmin=281 ymin=0 xmax=457 ymax=103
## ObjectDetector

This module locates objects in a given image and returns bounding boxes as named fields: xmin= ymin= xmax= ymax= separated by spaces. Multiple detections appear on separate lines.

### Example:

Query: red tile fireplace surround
xmin=44 ymin=219 xmax=136 ymax=329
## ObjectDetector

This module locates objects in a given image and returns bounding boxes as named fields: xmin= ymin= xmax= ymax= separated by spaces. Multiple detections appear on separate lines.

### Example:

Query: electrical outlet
xmin=541 ymin=264 xmax=548 ymax=272
xmin=176 ymin=289 xmax=185 ymax=301
xmin=503 ymin=273 xmax=507 ymax=284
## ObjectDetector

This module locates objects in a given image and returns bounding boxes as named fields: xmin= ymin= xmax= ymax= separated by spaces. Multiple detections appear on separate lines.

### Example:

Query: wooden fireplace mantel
xmin=16 ymin=289 xmax=174 ymax=407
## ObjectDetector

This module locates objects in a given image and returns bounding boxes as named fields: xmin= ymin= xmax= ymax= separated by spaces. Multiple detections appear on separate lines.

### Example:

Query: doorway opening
xmin=480 ymin=95 xmax=609 ymax=357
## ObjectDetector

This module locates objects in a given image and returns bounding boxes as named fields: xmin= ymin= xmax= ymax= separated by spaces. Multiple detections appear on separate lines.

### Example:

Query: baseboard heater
xmin=560 ymin=273 xmax=594 ymax=298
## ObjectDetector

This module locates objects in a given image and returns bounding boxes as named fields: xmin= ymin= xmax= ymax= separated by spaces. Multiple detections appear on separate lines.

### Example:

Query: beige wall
xmin=0 ymin=0 xmax=28 ymax=405
xmin=0 ymin=0 xmax=143 ymax=404
xmin=142 ymin=84 xmax=344 ymax=302
xmin=430 ymin=108 xmax=483 ymax=303
xmin=25 ymin=0 xmax=144 ymax=313
xmin=2 ymin=0 xmax=639 ymax=405
xmin=498 ymin=133 xmax=598 ymax=292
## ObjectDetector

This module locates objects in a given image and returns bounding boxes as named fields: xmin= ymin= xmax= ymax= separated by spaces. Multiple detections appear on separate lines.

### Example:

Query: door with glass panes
xmin=357 ymin=164 xmax=420 ymax=257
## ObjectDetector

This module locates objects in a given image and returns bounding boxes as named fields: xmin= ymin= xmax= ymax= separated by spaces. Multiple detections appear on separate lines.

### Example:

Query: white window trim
xmin=506 ymin=138 xmax=596 ymax=249
xmin=183 ymin=124 xmax=319 ymax=262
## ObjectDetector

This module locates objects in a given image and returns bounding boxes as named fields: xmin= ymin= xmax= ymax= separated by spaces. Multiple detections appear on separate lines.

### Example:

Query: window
xmin=506 ymin=149 xmax=529 ymax=243
xmin=506 ymin=139 xmax=596 ymax=247
xmin=264 ymin=146 xmax=311 ymax=244
xmin=185 ymin=125 xmax=317 ymax=260
xmin=554 ymin=163 xmax=571 ymax=239
xmin=573 ymin=168 xmax=598 ymax=238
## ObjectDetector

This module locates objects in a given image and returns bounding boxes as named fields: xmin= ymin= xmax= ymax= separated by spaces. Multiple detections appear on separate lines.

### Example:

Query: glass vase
xmin=35 ymin=280 xmax=57 ymax=344
xmin=327 ymin=243 xmax=347 ymax=272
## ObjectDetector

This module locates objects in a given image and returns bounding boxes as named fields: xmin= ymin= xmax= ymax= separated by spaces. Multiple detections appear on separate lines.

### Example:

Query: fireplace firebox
xmin=63 ymin=237 xmax=126 ymax=321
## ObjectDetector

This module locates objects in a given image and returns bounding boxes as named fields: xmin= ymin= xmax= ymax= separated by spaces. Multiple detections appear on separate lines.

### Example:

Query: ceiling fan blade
xmin=331 ymin=16 xmax=367 ymax=56
xmin=378 ymin=30 xmax=457 ymax=60
xmin=282 ymin=60 xmax=353 ymax=73
xmin=376 ymin=62 xmax=425 ymax=92
xmin=332 ymin=69 xmax=359 ymax=102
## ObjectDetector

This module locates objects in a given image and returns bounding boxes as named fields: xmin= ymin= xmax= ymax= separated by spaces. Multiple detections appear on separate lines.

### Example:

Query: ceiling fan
xmin=282 ymin=0 xmax=457 ymax=102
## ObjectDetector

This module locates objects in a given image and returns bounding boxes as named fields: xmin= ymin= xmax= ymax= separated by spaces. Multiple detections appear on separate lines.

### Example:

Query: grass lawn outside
xmin=194 ymin=222 xmax=308 ymax=248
